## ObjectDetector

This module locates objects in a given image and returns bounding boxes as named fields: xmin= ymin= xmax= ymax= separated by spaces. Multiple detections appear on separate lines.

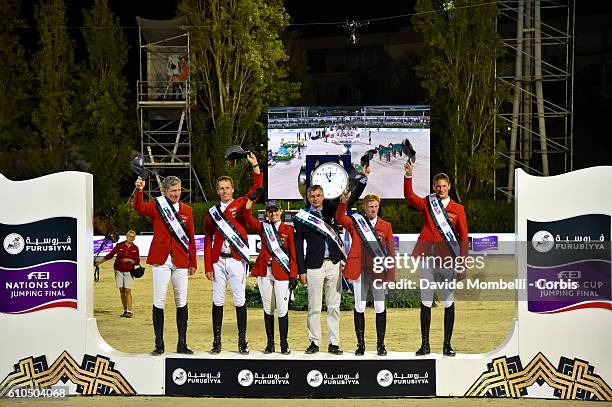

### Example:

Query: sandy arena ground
xmin=92 ymin=256 xmax=515 ymax=355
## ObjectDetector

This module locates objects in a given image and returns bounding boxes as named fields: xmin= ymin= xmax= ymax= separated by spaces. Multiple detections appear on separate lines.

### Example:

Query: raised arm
xmin=132 ymin=177 xmax=155 ymax=218
xmin=244 ymin=152 xmax=263 ymax=198
xmin=335 ymin=193 xmax=354 ymax=232
xmin=348 ymin=178 xmax=367 ymax=208
xmin=244 ymin=199 xmax=263 ymax=233
xmin=403 ymin=160 xmax=426 ymax=212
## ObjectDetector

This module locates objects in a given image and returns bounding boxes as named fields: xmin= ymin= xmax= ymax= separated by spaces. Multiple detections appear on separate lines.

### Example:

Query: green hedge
xmin=245 ymin=282 xmax=423 ymax=310
xmin=463 ymin=200 xmax=514 ymax=233
xmin=108 ymin=199 xmax=513 ymax=235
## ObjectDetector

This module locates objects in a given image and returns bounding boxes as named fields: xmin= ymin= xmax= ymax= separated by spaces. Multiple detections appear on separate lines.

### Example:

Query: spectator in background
xmin=95 ymin=230 xmax=140 ymax=318
xmin=171 ymin=56 xmax=189 ymax=99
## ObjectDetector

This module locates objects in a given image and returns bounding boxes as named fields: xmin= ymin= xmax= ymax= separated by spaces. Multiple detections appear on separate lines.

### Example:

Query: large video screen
xmin=267 ymin=105 xmax=430 ymax=200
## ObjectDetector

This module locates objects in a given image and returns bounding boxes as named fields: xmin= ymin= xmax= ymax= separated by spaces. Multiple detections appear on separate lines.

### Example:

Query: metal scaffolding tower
xmin=495 ymin=0 xmax=575 ymax=200
xmin=136 ymin=17 xmax=205 ymax=202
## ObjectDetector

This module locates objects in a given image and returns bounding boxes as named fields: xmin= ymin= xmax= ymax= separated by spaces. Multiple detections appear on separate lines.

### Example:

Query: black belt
xmin=220 ymin=253 xmax=233 ymax=258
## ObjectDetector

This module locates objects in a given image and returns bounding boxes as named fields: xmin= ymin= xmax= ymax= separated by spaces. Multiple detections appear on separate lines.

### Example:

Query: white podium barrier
xmin=0 ymin=172 xmax=160 ymax=395
xmin=0 ymin=169 xmax=610 ymax=399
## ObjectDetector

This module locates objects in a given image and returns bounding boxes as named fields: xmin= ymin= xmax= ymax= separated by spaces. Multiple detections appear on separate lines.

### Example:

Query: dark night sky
xmin=106 ymin=0 xmax=417 ymax=27
xmin=105 ymin=0 xmax=612 ymax=169
xmin=18 ymin=0 xmax=612 ymax=169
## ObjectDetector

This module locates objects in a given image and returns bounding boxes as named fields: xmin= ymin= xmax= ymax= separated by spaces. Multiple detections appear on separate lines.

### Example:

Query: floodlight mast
xmin=495 ymin=0 xmax=575 ymax=201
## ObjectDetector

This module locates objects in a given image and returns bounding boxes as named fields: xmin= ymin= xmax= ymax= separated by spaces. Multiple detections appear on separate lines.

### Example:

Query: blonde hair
xmin=216 ymin=176 xmax=234 ymax=188
xmin=362 ymin=194 xmax=381 ymax=204
xmin=126 ymin=230 xmax=137 ymax=237
xmin=433 ymin=173 xmax=451 ymax=185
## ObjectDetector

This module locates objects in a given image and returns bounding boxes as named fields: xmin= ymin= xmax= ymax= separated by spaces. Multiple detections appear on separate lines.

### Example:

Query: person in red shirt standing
xmin=404 ymin=160 xmax=468 ymax=357
xmin=133 ymin=176 xmax=197 ymax=356
xmin=336 ymin=192 xmax=395 ymax=356
xmin=245 ymin=199 xmax=298 ymax=355
xmin=170 ymin=56 xmax=189 ymax=100
xmin=95 ymin=230 xmax=140 ymax=318
xmin=204 ymin=152 xmax=263 ymax=355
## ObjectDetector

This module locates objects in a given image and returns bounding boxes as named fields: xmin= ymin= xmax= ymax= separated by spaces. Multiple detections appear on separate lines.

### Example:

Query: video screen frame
xmin=267 ymin=105 xmax=431 ymax=200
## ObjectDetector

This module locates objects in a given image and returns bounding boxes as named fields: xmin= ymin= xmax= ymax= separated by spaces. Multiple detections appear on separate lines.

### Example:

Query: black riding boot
xmin=210 ymin=304 xmax=223 ymax=354
xmin=279 ymin=314 xmax=291 ymax=354
xmin=415 ymin=303 xmax=431 ymax=356
xmin=152 ymin=306 xmax=164 ymax=355
xmin=376 ymin=309 xmax=387 ymax=356
xmin=263 ymin=312 xmax=275 ymax=353
xmin=176 ymin=305 xmax=193 ymax=354
xmin=443 ymin=303 xmax=456 ymax=356
xmin=354 ymin=310 xmax=365 ymax=356
xmin=236 ymin=305 xmax=249 ymax=355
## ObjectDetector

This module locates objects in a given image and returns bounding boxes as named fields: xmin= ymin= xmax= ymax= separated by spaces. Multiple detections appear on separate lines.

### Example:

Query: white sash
xmin=208 ymin=205 xmax=250 ymax=262
xmin=350 ymin=213 xmax=387 ymax=259
xmin=427 ymin=194 xmax=461 ymax=257
xmin=154 ymin=196 xmax=190 ymax=254
xmin=262 ymin=221 xmax=291 ymax=276
xmin=294 ymin=209 xmax=346 ymax=259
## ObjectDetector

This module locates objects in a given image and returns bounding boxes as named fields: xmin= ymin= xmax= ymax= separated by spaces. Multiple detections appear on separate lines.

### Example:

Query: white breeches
xmin=152 ymin=255 xmax=188 ymax=309
xmin=257 ymin=273 xmax=290 ymax=317
xmin=212 ymin=257 xmax=247 ymax=307
xmin=352 ymin=272 xmax=386 ymax=313
xmin=420 ymin=266 xmax=455 ymax=308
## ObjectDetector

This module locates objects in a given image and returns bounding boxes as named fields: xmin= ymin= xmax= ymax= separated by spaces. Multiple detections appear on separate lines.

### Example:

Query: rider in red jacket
xmin=133 ymin=176 xmax=197 ymax=356
xmin=404 ymin=160 xmax=468 ymax=357
xmin=336 ymin=192 xmax=395 ymax=356
xmin=245 ymin=199 xmax=297 ymax=355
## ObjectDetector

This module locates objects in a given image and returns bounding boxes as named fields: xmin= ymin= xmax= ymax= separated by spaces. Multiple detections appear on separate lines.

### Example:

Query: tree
xmin=31 ymin=0 xmax=77 ymax=176
xmin=0 ymin=0 xmax=33 ymax=179
xmin=178 ymin=0 xmax=299 ymax=194
xmin=412 ymin=0 xmax=509 ymax=201
xmin=78 ymin=0 xmax=132 ymax=211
